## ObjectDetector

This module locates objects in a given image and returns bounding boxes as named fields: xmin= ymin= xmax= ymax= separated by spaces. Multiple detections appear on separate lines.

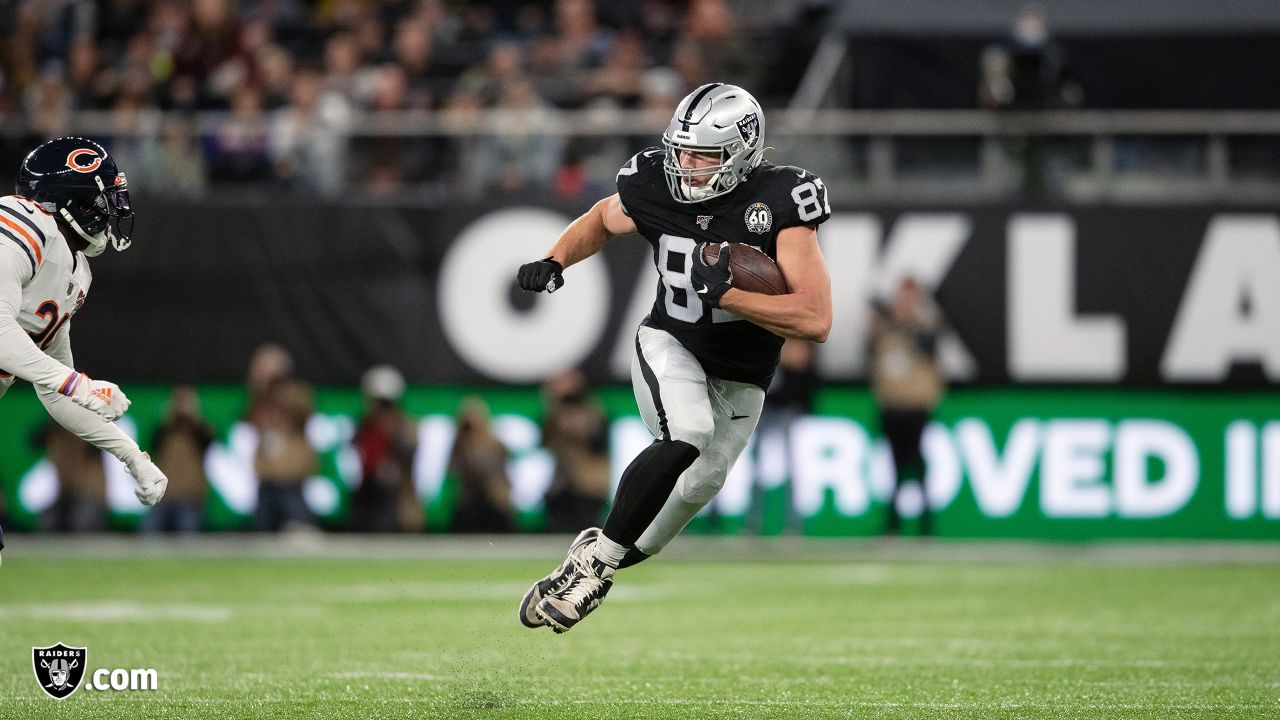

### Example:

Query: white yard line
xmin=0 ymin=601 xmax=231 ymax=623
xmin=7 ymin=534 xmax=1280 ymax=564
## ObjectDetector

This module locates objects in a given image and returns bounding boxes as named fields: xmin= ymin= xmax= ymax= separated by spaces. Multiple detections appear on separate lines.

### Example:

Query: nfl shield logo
xmin=696 ymin=215 xmax=713 ymax=230
xmin=33 ymin=643 xmax=87 ymax=699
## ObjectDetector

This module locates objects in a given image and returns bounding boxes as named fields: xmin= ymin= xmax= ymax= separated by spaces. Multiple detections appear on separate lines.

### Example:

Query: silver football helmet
xmin=662 ymin=83 xmax=766 ymax=204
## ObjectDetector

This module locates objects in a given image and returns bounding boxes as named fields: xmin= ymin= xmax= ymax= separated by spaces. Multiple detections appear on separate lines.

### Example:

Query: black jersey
xmin=615 ymin=147 xmax=832 ymax=388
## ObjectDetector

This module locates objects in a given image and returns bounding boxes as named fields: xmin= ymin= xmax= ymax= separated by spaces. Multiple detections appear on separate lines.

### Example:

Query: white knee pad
xmin=677 ymin=449 xmax=730 ymax=504
xmin=667 ymin=407 xmax=715 ymax=454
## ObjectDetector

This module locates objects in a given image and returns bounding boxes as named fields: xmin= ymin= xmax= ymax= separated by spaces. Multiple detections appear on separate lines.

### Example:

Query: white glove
xmin=56 ymin=372 xmax=131 ymax=421
xmin=127 ymin=452 xmax=168 ymax=506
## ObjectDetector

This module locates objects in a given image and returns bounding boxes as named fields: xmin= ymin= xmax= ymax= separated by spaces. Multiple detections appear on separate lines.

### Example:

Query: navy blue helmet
xmin=16 ymin=137 xmax=133 ymax=256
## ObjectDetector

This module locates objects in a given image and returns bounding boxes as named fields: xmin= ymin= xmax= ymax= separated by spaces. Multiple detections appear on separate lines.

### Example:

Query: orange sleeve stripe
xmin=0 ymin=214 xmax=42 ymax=265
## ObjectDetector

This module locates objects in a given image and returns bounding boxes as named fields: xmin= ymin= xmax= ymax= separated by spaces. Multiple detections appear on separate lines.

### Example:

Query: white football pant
xmin=629 ymin=324 xmax=765 ymax=555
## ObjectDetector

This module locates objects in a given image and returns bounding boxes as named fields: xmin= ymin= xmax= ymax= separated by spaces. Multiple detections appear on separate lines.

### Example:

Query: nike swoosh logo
xmin=730 ymin=414 xmax=750 ymax=420
xmin=695 ymin=284 xmax=708 ymax=295
xmin=796 ymin=169 xmax=807 ymax=178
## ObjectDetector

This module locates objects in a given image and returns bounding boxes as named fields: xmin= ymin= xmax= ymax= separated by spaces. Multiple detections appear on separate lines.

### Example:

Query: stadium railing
xmin=4 ymin=109 xmax=1279 ymax=204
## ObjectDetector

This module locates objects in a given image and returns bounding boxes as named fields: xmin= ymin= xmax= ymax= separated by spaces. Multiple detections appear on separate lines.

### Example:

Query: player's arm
xmin=516 ymin=194 xmax=637 ymax=293
xmin=710 ymin=225 xmax=833 ymax=343
xmin=36 ymin=322 xmax=167 ymax=506
xmin=0 ymin=245 xmax=130 ymax=420
xmin=0 ymin=243 xmax=133 ymax=420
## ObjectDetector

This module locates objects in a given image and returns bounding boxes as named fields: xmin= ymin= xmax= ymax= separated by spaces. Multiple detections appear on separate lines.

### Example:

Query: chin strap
xmin=683 ymin=173 xmax=726 ymax=202
xmin=57 ymin=208 xmax=126 ymax=257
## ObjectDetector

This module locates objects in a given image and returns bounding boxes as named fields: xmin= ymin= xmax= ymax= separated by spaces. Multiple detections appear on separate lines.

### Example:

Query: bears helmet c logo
xmin=65 ymin=149 xmax=102 ymax=174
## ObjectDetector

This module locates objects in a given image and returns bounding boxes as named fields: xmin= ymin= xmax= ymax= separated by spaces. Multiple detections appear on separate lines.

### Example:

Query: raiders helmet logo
xmin=744 ymin=202 xmax=772 ymax=234
xmin=735 ymin=113 xmax=760 ymax=146
xmin=33 ymin=643 xmax=87 ymax=699
xmin=65 ymin=149 xmax=103 ymax=174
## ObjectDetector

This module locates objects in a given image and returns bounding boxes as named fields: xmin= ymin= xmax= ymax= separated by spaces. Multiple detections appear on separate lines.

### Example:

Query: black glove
xmin=690 ymin=242 xmax=733 ymax=308
xmin=516 ymin=257 xmax=564 ymax=293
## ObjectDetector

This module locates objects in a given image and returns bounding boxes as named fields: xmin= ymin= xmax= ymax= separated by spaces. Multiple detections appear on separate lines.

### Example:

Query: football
xmin=701 ymin=242 xmax=789 ymax=295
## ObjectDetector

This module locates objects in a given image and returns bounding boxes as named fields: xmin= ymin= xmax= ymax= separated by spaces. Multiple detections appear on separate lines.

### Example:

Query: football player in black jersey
xmin=515 ymin=83 xmax=832 ymax=633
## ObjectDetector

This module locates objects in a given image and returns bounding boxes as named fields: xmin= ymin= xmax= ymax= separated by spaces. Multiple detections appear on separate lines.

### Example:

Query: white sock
xmin=592 ymin=533 xmax=628 ymax=568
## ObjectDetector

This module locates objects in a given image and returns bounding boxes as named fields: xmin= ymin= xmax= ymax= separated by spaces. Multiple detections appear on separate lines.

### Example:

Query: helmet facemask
xmin=662 ymin=137 xmax=748 ymax=203
xmin=60 ymin=175 xmax=133 ymax=257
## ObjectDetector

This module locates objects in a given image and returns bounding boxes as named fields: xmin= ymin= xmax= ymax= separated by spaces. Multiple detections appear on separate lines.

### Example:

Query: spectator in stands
xmin=22 ymin=63 xmax=73 ymax=139
xmin=543 ymin=0 xmax=615 ymax=106
xmin=350 ymin=366 xmax=422 ymax=533
xmin=494 ymin=78 xmax=565 ymax=191
xmin=0 ymin=0 xmax=823 ymax=198
xmin=979 ymin=3 xmax=1083 ymax=112
xmin=35 ymin=421 xmax=106 ymax=533
xmin=681 ymin=0 xmax=753 ymax=89
xmin=540 ymin=369 xmax=610 ymax=533
xmin=582 ymin=30 xmax=648 ymax=107
xmin=390 ymin=17 xmax=441 ymax=109
xmin=980 ymin=3 xmax=1084 ymax=198
xmin=269 ymin=66 xmax=352 ymax=197
xmin=140 ymin=115 xmax=210 ymax=198
xmin=258 ymin=43 xmax=297 ymax=109
xmin=869 ymin=278 xmax=946 ymax=536
xmin=209 ymin=84 xmax=273 ymax=183
xmin=176 ymin=0 xmax=243 ymax=108
xmin=246 ymin=344 xmax=318 ymax=532
xmin=639 ymin=67 xmax=685 ymax=113
xmin=448 ymin=396 xmax=515 ymax=533
xmin=142 ymin=387 xmax=214 ymax=534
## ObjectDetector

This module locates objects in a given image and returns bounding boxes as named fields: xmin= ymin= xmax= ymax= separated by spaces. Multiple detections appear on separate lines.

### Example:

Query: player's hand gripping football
xmin=55 ymin=372 xmax=132 ymax=421
xmin=691 ymin=242 xmax=734 ymax=308
xmin=516 ymin=257 xmax=565 ymax=293
xmin=127 ymin=452 xmax=168 ymax=506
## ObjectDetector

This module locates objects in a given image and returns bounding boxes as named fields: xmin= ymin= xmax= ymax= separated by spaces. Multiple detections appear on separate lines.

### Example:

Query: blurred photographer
xmin=540 ymin=369 xmax=610 ymax=532
xmin=869 ymin=278 xmax=946 ymax=536
xmin=350 ymin=366 xmax=422 ymax=533
xmin=448 ymin=396 xmax=515 ymax=533
xmin=141 ymin=386 xmax=214 ymax=534
xmin=245 ymin=345 xmax=318 ymax=532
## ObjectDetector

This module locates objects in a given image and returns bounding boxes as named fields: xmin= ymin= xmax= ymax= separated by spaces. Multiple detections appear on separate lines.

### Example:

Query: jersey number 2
xmin=31 ymin=301 xmax=69 ymax=350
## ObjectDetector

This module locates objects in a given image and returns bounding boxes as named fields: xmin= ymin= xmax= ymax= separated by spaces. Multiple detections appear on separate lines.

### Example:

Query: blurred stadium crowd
xmin=0 ymin=0 xmax=813 ymax=200
xmin=34 ymin=343 xmax=622 ymax=536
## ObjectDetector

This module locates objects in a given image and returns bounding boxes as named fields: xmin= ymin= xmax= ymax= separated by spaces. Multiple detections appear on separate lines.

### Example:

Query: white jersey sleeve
xmin=35 ymin=321 xmax=142 ymax=465
xmin=0 ymin=240 xmax=76 ymax=390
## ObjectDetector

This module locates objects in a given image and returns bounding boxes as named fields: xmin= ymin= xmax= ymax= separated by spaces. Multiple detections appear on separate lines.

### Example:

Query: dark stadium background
xmin=0 ymin=0 xmax=1276 ymax=539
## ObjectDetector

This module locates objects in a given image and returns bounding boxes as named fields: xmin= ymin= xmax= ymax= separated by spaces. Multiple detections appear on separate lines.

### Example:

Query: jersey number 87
xmin=791 ymin=178 xmax=831 ymax=223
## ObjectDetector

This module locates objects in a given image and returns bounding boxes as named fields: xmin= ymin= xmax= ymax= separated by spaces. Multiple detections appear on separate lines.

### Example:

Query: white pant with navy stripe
xmin=630 ymin=324 xmax=765 ymax=555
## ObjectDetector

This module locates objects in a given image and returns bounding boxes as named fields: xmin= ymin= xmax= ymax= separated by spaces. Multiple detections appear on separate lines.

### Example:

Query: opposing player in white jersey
xmin=515 ymin=84 xmax=833 ymax=632
xmin=0 ymin=137 xmax=169 ymax=565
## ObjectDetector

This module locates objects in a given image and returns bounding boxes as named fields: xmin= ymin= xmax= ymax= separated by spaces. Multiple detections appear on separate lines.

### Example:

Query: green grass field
xmin=1 ymin=537 xmax=1277 ymax=719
